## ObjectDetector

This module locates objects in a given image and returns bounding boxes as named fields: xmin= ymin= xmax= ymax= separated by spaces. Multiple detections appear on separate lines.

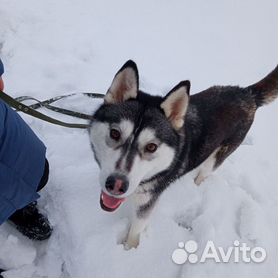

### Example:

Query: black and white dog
xmin=89 ymin=61 xmax=278 ymax=249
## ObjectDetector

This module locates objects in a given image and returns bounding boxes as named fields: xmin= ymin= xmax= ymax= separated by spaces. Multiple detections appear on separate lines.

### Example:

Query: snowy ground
xmin=0 ymin=1 xmax=277 ymax=277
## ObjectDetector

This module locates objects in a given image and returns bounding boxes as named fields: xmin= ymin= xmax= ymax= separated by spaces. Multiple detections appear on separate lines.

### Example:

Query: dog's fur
xmin=89 ymin=61 xmax=278 ymax=249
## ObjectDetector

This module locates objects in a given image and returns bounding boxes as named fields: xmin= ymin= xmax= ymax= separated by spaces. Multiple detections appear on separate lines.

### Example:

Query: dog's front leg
xmin=125 ymin=215 xmax=149 ymax=250
xmin=124 ymin=192 xmax=155 ymax=250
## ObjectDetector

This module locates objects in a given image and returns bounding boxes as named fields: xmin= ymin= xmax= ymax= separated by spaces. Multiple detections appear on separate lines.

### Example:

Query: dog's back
xmin=186 ymin=65 xmax=278 ymax=179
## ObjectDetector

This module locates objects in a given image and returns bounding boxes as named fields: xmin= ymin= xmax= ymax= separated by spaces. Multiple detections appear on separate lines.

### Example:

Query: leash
xmin=15 ymin=92 xmax=104 ymax=119
xmin=0 ymin=90 xmax=105 ymax=129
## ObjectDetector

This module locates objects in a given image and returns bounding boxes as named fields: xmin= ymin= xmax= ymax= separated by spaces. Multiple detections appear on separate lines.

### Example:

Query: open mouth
xmin=100 ymin=191 xmax=125 ymax=212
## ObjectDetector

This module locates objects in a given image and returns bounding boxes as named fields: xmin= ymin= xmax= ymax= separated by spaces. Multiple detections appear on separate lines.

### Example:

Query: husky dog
xmin=89 ymin=60 xmax=278 ymax=249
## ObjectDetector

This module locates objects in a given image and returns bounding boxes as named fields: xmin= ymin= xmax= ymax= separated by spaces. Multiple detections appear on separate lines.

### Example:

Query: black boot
xmin=9 ymin=202 xmax=52 ymax=241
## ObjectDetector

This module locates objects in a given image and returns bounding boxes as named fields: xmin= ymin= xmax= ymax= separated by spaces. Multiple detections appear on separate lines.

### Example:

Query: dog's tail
xmin=247 ymin=65 xmax=278 ymax=107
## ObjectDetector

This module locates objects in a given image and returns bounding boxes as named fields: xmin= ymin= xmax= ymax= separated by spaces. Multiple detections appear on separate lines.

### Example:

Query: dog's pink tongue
xmin=101 ymin=191 xmax=125 ymax=209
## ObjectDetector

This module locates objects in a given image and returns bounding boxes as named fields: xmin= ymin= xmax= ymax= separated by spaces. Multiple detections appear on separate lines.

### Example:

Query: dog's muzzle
xmin=100 ymin=174 xmax=129 ymax=212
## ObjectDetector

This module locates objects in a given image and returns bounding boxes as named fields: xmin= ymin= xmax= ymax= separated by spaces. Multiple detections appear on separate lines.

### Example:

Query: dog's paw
xmin=123 ymin=235 xmax=140 ymax=250
xmin=194 ymin=174 xmax=205 ymax=185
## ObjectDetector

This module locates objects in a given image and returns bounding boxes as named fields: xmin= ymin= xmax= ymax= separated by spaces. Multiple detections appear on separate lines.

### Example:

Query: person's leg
xmin=8 ymin=159 xmax=52 ymax=241
xmin=36 ymin=159 xmax=49 ymax=192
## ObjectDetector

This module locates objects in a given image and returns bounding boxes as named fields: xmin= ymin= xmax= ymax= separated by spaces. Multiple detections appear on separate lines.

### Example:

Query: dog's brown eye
xmin=110 ymin=129 xmax=121 ymax=141
xmin=145 ymin=143 xmax=158 ymax=153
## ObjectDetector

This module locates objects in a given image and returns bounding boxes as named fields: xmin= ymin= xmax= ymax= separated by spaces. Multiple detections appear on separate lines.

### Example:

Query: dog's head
xmin=89 ymin=60 xmax=190 ymax=212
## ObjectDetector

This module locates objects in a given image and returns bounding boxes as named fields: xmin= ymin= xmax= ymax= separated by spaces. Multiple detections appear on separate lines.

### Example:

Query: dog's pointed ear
xmin=160 ymin=80 xmax=190 ymax=130
xmin=104 ymin=60 xmax=139 ymax=104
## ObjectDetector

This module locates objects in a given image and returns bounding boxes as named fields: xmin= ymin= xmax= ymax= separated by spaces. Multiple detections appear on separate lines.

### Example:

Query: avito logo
xmin=172 ymin=240 xmax=266 ymax=264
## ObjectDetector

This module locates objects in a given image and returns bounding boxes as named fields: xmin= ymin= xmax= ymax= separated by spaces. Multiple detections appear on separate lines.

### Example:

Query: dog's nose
xmin=105 ymin=174 xmax=129 ymax=195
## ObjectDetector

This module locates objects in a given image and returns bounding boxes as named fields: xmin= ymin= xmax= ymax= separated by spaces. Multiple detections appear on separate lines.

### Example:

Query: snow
xmin=0 ymin=0 xmax=277 ymax=277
